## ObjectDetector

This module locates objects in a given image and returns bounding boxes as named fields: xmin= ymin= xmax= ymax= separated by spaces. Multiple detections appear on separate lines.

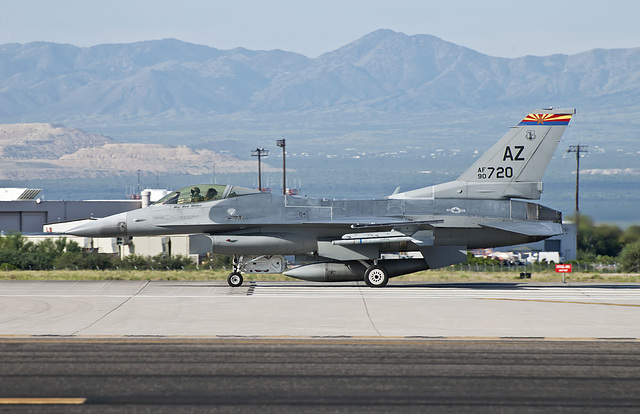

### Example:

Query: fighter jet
xmin=67 ymin=108 xmax=575 ymax=287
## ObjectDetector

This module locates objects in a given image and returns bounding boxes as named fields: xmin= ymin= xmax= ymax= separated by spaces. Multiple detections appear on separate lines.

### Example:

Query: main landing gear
xmin=364 ymin=264 xmax=389 ymax=287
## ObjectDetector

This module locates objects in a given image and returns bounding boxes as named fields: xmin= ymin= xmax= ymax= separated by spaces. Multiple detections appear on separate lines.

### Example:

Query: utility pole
xmin=277 ymin=138 xmax=286 ymax=195
xmin=251 ymin=148 xmax=269 ymax=191
xmin=567 ymin=144 xmax=588 ymax=249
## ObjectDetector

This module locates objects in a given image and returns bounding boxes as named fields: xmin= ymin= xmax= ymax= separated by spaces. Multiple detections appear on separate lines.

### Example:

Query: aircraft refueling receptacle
xmin=67 ymin=108 xmax=575 ymax=287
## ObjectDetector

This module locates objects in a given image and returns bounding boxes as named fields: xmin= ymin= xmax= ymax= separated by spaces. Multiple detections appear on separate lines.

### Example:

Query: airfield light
xmin=277 ymin=138 xmax=286 ymax=195
xmin=251 ymin=148 xmax=269 ymax=191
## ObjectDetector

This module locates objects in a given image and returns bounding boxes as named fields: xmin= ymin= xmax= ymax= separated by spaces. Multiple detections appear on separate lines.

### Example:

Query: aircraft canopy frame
xmin=153 ymin=184 xmax=261 ymax=205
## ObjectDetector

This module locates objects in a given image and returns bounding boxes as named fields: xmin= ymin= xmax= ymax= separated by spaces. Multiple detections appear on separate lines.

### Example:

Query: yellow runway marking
xmin=479 ymin=297 xmax=640 ymax=307
xmin=0 ymin=398 xmax=86 ymax=405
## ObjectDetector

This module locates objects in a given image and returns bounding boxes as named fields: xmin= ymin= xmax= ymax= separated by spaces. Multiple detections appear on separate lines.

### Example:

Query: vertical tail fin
xmin=392 ymin=108 xmax=575 ymax=200
xmin=458 ymin=108 xmax=574 ymax=182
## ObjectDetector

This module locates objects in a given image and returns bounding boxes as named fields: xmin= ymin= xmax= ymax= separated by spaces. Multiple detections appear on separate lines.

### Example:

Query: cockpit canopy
xmin=153 ymin=184 xmax=261 ymax=205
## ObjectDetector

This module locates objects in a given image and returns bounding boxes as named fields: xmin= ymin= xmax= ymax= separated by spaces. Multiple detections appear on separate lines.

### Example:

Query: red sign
xmin=555 ymin=264 xmax=572 ymax=273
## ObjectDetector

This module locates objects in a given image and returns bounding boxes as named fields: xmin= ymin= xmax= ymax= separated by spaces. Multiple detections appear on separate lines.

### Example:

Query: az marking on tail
xmin=503 ymin=145 xmax=525 ymax=161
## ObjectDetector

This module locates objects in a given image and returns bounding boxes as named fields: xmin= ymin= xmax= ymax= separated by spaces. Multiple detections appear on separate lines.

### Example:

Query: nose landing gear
xmin=225 ymin=254 xmax=287 ymax=287
xmin=227 ymin=271 xmax=244 ymax=287
xmin=227 ymin=255 xmax=244 ymax=287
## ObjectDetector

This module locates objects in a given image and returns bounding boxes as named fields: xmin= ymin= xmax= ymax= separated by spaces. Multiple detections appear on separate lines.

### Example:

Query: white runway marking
xmin=1 ymin=282 xmax=638 ymax=304
xmin=245 ymin=283 xmax=640 ymax=303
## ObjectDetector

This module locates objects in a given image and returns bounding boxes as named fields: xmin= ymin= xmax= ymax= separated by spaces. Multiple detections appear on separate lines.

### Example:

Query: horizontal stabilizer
xmin=418 ymin=246 xmax=467 ymax=269
xmin=480 ymin=221 xmax=563 ymax=237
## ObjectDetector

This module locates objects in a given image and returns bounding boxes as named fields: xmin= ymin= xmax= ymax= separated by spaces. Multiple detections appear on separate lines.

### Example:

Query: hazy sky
xmin=2 ymin=0 xmax=639 ymax=58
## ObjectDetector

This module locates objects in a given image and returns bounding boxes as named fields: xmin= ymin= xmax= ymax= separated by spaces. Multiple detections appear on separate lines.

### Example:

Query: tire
xmin=227 ymin=272 xmax=243 ymax=287
xmin=364 ymin=265 xmax=389 ymax=287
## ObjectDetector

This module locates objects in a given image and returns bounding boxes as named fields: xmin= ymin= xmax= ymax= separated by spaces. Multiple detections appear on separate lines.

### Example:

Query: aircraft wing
xmin=151 ymin=217 xmax=440 ymax=240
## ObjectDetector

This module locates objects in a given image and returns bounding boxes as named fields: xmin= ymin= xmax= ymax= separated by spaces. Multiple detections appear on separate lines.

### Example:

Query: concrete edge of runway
xmin=3 ymin=281 xmax=639 ymax=339
xmin=1 ymin=335 xmax=639 ymax=343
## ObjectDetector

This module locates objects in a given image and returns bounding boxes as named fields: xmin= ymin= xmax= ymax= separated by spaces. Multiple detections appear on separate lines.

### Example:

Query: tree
xmin=620 ymin=241 xmax=640 ymax=273
xmin=576 ymin=216 xmax=623 ymax=258
xmin=621 ymin=225 xmax=640 ymax=246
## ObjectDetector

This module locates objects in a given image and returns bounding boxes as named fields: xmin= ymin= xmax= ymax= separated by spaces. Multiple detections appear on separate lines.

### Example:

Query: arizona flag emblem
xmin=518 ymin=113 xmax=572 ymax=126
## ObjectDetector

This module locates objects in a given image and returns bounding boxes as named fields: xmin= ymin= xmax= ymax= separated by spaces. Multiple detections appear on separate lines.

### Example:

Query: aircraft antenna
xmin=277 ymin=138 xmax=286 ymax=195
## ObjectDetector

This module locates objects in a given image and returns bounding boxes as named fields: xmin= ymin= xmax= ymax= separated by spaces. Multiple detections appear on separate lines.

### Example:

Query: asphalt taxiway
xmin=1 ymin=280 xmax=639 ymax=339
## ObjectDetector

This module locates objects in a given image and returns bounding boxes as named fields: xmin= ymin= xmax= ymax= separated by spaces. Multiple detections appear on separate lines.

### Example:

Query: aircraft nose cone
xmin=65 ymin=212 xmax=128 ymax=237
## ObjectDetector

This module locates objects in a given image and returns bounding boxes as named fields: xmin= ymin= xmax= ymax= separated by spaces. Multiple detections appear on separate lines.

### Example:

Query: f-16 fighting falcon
xmin=67 ymin=108 xmax=575 ymax=287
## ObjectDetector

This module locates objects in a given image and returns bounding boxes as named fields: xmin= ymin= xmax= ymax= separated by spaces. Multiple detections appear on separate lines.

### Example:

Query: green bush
xmin=465 ymin=252 xmax=501 ymax=266
xmin=53 ymin=250 xmax=84 ymax=269
xmin=0 ymin=263 xmax=17 ymax=271
xmin=78 ymin=252 xmax=116 ymax=270
xmin=202 ymin=255 xmax=232 ymax=270
xmin=150 ymin=254 xmax=195 ymax=270
xmin=116 ymin=254 xmax=151 ymax=270
xmin=0 ymin=235 xmax=187 ymax=271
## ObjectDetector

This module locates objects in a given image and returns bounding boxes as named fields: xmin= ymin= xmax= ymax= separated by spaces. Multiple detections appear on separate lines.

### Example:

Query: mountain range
xmin=2 ymin=29 xmax=640 ymax=124
xmin=0 ymin=30 xmax=638 ymax=225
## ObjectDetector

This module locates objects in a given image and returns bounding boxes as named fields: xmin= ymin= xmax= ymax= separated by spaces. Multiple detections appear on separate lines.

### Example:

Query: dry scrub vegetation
xmin=0 ymin=269 xmax=637 ymax=284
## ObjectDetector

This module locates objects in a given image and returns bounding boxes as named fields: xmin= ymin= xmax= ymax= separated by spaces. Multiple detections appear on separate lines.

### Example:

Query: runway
xmin=2 ymin=281 xmax=640 ymax=411
xmin=1 ymin=338 xmax=640 ymax=412
xmin=1 ymin=280 xmax=639 ymax=338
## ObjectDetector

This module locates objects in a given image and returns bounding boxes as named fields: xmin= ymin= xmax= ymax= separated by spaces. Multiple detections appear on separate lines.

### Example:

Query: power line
xmin=277 ymin=138 xmax=286 ymax=195
xmin=567 ymin=144 xmax=588 ymax=246
xmin=251 ymin=148 xmax=269 ymax=191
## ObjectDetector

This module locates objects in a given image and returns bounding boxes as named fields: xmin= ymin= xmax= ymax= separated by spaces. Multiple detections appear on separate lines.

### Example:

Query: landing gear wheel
xmin=227 ymin=272 xmax=244 ymax=287
xmin=364 ymin=265 xmax=389 ymax=287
